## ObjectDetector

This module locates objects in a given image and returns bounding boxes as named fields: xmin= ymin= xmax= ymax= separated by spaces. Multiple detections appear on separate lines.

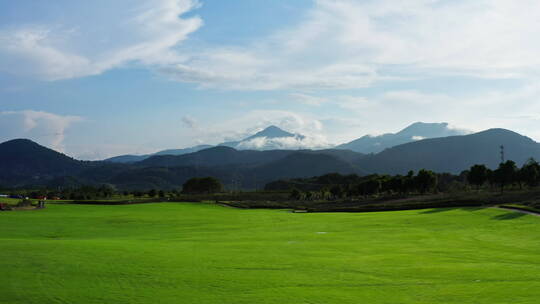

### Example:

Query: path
xmin=496 ymin=206 xmax=540 ymax=217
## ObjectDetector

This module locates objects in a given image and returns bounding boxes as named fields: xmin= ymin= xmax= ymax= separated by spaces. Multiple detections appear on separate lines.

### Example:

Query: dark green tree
xmin=404 ymin=170 xmax=416 ymax=193
xmin=467 ymin=164 xmax=488 ymax=190
xmin=357 ymin=178 xmax=381 ymax=196
xmin=519 ymin=158 xmax=540 ymax=188
xmin=493 ymin=160 xmax=517 ymax=193
xmin=388 ymin=175 xmax=405 ymax=194
xmin=290 ymin=188 xmax=303 ymax=200
xmin=415 ymin=169 xmax=437 ymax=194
xmin=182 ymin=177 xmax=223 ymax=194
xmin=329 ymin=185 xmax=343 ymax=199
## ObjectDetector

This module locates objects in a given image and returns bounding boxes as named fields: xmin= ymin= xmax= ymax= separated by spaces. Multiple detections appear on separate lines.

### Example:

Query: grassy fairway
xmin=1 ymin=203 xmax=539 ymax=304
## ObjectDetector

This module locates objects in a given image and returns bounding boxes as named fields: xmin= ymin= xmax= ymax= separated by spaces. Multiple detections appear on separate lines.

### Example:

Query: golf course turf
xmin=1 ymin=203 xmax=539 ymax=303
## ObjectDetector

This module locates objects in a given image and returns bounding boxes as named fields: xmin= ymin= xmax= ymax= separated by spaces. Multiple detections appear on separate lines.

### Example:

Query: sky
xmin=1 ymin=0 xmax=540 ymax=160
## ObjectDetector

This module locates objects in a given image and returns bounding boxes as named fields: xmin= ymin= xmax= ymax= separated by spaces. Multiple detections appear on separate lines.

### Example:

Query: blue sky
xmin=1 ymin=0 xmax=540 ymax=159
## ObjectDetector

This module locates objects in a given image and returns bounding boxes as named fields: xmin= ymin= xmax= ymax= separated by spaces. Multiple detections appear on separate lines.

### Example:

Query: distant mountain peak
xmin=247 ymin=125 xmax=296 ymax=140
xmin=337 ymin=122 xmax=466 ymax=154
xmin=218 ymin=125 xmax=309 ymax=150
xmin=397 ymin=122 xmax=450 ymax=136
xmin=358 ymin=127 xmax=540 ymax=174
xmin=0 ymin=138 xmax=58 ymax=153
xmin=2 ymin=138 xmax=39 ymax=146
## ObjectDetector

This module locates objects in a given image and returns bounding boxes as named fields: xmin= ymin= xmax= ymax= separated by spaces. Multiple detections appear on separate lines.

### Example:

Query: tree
xmin=415 ymin=169 xmax=437 ymax=194
xmin=357 ymin=178 xmax=381 ymax=196
xmin=319 ymin=188 xmax=331 ymax=200
xmin=98 ymin=184 xmax=116 ymax=198
xmin=182 ymin=177 xmax=223 ymax=194
xmin=519 ymin=158 xmax=540 ymax=188
xmin=388 ymin=175 xmax=405 ymax=194
xmin=290 ymin=188 xmax=303 ymax=200
xmin=493 ymin=160 xmax=517 ymax=193
xmin=158 ymin=190 xmax=165 ymax=198
xmin=404 ymin=170 xmax=416 ymax=193
xmin=148 ymin=189 xmax=157 ymax=197
xmin=329 ymin=185 xmax=343 ymax=199
xmin=467 ymin=164 xmax=488 ymax=190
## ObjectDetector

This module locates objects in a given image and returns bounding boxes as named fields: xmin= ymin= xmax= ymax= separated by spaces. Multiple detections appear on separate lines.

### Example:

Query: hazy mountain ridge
xmin=3 ymin=125 xmax=540 ymax=190
xmin=337 ymin=122 xmax=467 ymax=153
xmin=106 ymin=122 xmax=465 ymax=163
xmin=0 ymin=139 xmax=89 ymax=187
xmin=104 ymin=126 xmax=304 ymax=163
xmin=357 ymin=128 xmax=540 ymax=174
xmin=105 ymin=145 xmax=213 ymax=163
xmin=0 ymin=138 xmax=365 ymax=190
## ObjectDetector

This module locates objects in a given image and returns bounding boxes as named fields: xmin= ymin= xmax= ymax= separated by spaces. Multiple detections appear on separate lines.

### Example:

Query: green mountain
xmin=104 ymin=125 xmax=306 ymax=163
xmin=2 ymin=128 xmax=539 ymax=190
xmin=218 ymin=125 xmax=305 ymax=149
xmin=0 ymin=139 xmax=87 ymax=186
xmin=358 ymin=128 xmax=540 ymax=174
xmin=337 ymin=122 xmax=466 ymax=153
xmin=104 ymin=145 xmax=213 ymax=163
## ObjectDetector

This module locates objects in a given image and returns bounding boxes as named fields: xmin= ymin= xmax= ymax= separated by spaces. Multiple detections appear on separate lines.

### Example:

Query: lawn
xmin=0 ymin=203 xmax=539 ymax=304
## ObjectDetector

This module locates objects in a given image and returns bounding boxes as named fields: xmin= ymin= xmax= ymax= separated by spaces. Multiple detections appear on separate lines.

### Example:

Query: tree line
xmin=282 ymin=158 xmax=540 ymax=201
xmin=288 ymin=169 xmax=440 ymax=201
xmin=1 ymin=177 xmax=225 ymax=200
xmin=2 ymin=158 xmax=538 ymax=201
xmin=465 ymin=158 xmax=540 ymax=192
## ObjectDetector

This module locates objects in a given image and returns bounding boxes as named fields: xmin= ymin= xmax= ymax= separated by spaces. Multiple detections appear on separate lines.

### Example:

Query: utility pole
xmin=500 ymin=145 xmax=505 ymax=164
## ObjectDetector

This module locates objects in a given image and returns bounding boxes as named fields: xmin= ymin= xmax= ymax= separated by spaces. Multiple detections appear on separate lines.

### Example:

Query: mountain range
xmin=2 ymin=124 xmax=540 ymax=190
xmin=357 ymin=128 xmax=540 ymax=174
xmin=105 ymin=125 xmax=306 ymax=163
xmin=218 ymin=125 xmax=305 ymax=149
xmin=105 ymin=145 xmax=213 ymax=163
xmin=105 ymin=122 xmax=465 ymax=163
xmin=337 ymin=122 xmax=466 ymax=153
xmin=104 ymin=125 xmax=305 ymax=163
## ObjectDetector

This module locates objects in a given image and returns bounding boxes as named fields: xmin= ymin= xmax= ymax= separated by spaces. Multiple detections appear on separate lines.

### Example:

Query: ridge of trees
xmin=272 ymin=158 xmax=540 ymax=201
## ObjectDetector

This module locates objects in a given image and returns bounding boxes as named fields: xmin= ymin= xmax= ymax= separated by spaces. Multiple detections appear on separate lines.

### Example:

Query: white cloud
xmin=183 ymin=110 xmax=330 ymax=148
xmin=161 ymin=0 xmax=540 ymax=90
xmin=0 ymin=110 xmax=82 ymax=151
xmin=294 ymin=81 xmax=540 ymax=143
xmin=4 ymin=0 xmax=540 ymax=89
xmin=237 ymin=135 xmax=331 ymax=150
xmin=289 ymin=93 xmax=328 ymax=106
xmin=0 ymin=0 xmax=202 ymax=80
xmin=181 ymin=115 xmax=198 ymax=129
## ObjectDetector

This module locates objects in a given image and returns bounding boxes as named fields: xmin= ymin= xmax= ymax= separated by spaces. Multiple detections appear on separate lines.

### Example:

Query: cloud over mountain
xmin=236 ymin=135 xmax=330 ymax=151
xmin=0 ymin=110 xmax=81 ymax=151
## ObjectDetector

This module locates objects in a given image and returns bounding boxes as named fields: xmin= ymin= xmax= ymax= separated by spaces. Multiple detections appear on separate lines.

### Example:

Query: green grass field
xmin=1 ymin=203 xmax=539 ymax=304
